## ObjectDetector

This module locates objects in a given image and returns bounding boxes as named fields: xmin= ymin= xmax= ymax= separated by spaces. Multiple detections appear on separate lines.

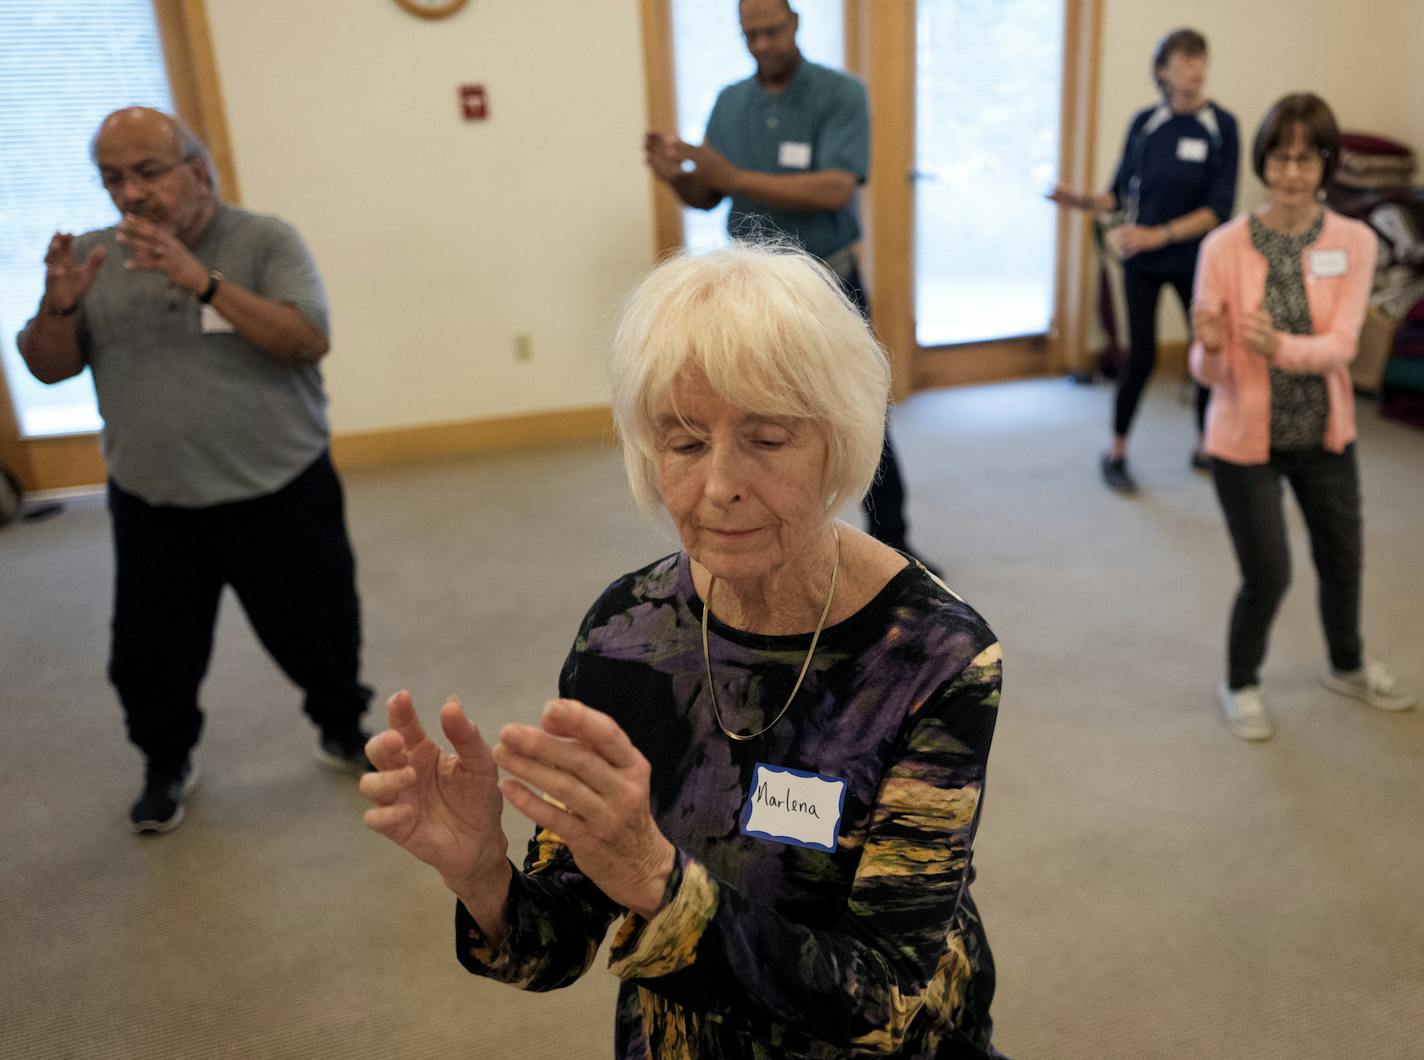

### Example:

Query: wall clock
xmin=391 ymin=0 xmax=469 ymax=19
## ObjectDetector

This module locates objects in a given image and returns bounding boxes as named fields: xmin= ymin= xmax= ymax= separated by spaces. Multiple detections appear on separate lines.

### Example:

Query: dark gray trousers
xmin=1211 ymin=444 xmax=1363 ymax=689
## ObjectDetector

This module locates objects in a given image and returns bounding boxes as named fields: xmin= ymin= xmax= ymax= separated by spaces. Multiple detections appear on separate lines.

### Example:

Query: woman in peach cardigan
xmin=1190 ymin=93 xmax=1414 ymax=740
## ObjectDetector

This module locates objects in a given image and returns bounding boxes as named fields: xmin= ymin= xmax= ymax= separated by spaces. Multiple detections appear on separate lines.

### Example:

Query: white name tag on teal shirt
xmin=778 ymin=141 xmax=812 ymax=169
xmin=200 ymin=303 xmax=235 ymax=334
xmin=741 ymin=762 xmax=845 ymax=852
xmin=1309 ymin=248 xmax=1348 ymax=278
xmin=1177 ymin=137 xmax=1208 ymax=162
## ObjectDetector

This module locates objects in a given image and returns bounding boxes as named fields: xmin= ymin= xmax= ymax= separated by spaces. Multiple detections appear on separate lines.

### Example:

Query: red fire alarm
xmin=459 ymin=84 xmax=488 ymax=121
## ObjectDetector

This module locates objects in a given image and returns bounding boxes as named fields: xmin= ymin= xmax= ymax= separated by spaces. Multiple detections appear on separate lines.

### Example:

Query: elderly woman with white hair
xmin=359 ymin=244 xmax=1005 ymax=1058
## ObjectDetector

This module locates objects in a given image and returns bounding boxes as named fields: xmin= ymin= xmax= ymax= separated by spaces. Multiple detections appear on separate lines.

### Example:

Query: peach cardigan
xmin=1188 ymin=209 xmax=1379 ymax=465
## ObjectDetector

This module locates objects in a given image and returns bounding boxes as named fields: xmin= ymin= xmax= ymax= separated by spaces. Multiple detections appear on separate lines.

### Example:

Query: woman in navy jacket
xmin=1052 ymin=28 xmax=1238 ymax=492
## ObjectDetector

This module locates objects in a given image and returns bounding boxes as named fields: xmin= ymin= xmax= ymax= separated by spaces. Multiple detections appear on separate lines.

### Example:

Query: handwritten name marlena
xmin=754 ymin=782 xmax=821 ymax=818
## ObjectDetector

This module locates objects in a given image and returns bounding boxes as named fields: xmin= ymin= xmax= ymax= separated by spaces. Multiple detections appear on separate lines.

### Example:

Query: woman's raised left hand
xmin=494 ymin=699 xmax=676 ymax=919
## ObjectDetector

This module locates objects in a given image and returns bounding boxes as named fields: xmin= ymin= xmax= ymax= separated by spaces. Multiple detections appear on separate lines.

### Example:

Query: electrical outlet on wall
xmin=513 ymin=334 xmax=532 ymax=361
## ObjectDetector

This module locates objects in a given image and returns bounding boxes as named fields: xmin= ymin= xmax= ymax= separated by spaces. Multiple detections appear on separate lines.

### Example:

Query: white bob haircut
xmin=611 ymin=241 xmax=891 ymax=519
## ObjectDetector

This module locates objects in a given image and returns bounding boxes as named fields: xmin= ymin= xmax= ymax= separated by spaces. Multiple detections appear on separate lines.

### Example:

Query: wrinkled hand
xmin=1240 ymin=306 xmax=1279 ymax=359
xmin=494 ymin=699 xmax=675 ymax=919
xmin=360 ymin=691 xmax=509 ymax=894
xmin=115 ymin=214 xmax=207 ymax=294
xmin=1107 ymin=223 xmax=1167 ymax=259
xmin=42 ymin=232 xmax=107 ymax=312
xmin=1192 ymin=303 xmax=1226 ymax=353
xmin=672 ymin=140 xmax=737 ymax=193
xmin=644 ymin=131 xmax=684 ymax=182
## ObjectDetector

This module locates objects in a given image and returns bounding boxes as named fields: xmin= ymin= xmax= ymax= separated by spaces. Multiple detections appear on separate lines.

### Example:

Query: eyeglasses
xmin=97 ymin=157 xmax=191 ymax=192
xmin=1265 ymin=150 xmax=1327 ymax=171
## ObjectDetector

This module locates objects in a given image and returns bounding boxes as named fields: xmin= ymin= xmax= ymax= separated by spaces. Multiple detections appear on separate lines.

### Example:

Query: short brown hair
xmin=1152 ymin=28 xmax=1207 ymax=94
xmin=1252 ymin=93 xmax=1340 ymax=187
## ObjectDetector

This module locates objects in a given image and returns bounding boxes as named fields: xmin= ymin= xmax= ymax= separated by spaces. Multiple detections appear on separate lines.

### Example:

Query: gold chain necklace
xmin=700 ymin=526 xmax=840 ymax=742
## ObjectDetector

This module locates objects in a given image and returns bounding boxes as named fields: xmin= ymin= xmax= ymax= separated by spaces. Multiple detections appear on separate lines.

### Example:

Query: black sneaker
xmin=1100 ymin=454 xmax=1138 ymax=493
xmin=129 ymin=759 xmax=200 ymax=835
xmin=315 ymin=730 xmax=375 ymax=775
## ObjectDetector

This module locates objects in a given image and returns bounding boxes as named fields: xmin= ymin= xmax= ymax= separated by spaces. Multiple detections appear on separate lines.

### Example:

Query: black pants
xmin=1211 ymin=445 xmax=1363 ymax=689
xmin=108 ymin=452 xmax=373 ymax=767
xmin=841 ymin=261 xmax=909 ymax=546
xmin=1116 ymin=267 xmax=1209 ymax=440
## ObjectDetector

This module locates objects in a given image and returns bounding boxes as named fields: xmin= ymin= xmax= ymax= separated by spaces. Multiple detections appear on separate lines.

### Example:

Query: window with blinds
xmin=0 ymin=0 xmax=175 ymax=438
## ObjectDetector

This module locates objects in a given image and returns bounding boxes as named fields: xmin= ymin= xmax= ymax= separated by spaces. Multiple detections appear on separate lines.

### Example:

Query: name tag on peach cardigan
xmin=1309 ymin=249 xmax=1348 ymax=278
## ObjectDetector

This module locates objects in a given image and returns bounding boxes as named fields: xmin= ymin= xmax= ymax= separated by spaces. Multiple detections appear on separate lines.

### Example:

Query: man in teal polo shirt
xmin=645 ymin=0 xmax=931 ymax=567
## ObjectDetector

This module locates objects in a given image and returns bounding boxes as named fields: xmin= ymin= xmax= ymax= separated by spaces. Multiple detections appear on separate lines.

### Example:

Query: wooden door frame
xmin=1049 ymin=0 xmax=1103 ymax=378
xmin=0 ymin=0 xmax=237 ymax=493
xmin=877 ymin=0 xmax=1102 ymax=391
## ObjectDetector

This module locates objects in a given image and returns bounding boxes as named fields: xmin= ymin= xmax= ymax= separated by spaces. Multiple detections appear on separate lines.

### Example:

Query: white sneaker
xmin=1322 ymin=661 xmax=1416 ymax=712
xmin=1217 ymin=683 xmax=1274 ymax=740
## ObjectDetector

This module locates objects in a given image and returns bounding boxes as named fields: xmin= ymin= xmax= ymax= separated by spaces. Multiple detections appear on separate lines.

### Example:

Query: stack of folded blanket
xmin=1326 ymin=133 xmax=1424 ymax=426
xmin=1335 ymin=132 xmax=1416 ymax=191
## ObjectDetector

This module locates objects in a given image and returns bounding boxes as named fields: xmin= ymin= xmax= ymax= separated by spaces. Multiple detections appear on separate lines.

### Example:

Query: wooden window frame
xmin=0 ymin=0 xmax=236 ymax=493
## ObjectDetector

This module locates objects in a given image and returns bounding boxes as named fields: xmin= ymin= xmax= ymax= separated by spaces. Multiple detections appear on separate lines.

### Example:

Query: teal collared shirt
xmin=704 ymin=60 xmax=868 ymax=261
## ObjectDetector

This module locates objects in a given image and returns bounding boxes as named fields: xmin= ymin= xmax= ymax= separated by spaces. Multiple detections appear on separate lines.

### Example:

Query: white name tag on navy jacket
xmin=1309 ymin=248 xmax=1348 ymax=278
xmin=200 ymin=303 xmax=236 ymax=334
xmin=1176 ymin=137 xmax=1208 ymax=162
xmin=778 ymin=141 xmax=812 ymax=169
xmin=741 ymin=762 xmax=846 ymax=852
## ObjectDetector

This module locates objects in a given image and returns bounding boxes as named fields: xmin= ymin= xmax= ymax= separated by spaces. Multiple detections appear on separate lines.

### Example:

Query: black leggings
xmin=1115 ymin=267 xmax=1209 ymax=440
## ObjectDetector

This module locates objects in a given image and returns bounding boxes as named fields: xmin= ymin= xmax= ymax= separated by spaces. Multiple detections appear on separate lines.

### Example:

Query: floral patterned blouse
xmin=454 ymin=551 xmax=1004 ymax=1058
xmin=1250 ymin=210 xmax=1329 ymax=451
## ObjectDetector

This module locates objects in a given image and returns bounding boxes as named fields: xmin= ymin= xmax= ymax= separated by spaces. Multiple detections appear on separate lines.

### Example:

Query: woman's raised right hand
xmin=360 ymin=691 xmax=509 ymax=894
xmin=1192 ymin=303 xmax=1226 ymax=353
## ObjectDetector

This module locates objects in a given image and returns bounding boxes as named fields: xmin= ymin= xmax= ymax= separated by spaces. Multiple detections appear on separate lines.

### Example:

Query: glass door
xmin=913 ymin=0 xmax=1064 ymax=347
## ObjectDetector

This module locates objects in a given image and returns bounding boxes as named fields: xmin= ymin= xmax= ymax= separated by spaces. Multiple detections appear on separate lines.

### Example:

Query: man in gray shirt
xmin=18 ymin=107 xmax=373 ymax=834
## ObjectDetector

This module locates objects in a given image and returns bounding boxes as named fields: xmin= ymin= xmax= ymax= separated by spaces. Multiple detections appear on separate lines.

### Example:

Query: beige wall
xmin=204 ymin=0 xmax=655 ymax=435
xmin=200 ymin=2 xmax=1424 ymax=419
xmin=1095 ymin=0 xmax=1424 ymax=342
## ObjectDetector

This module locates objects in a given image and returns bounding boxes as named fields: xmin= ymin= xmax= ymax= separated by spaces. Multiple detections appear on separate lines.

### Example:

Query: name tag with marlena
xmin=741 ymin=762 xmax=846 ymax=853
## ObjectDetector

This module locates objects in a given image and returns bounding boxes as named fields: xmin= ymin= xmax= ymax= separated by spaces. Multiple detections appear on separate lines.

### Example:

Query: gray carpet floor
xmin=2 ymin=378 xmax=1420 ymax=1059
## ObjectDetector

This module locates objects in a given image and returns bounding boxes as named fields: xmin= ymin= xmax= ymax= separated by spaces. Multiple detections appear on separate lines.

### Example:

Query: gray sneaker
xmin=1100 ymin=454 xmax=1138 ymax=493
xmin=1217 ymin=683 xmax=1273 ymax=741
xmin=1322 ymin=661 xmax=1416 ymax=711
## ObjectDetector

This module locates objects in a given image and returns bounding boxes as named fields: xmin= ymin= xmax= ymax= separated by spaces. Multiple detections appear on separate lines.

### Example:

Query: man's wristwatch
xmin=196 ymin=269 xmax=224 ymax=304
